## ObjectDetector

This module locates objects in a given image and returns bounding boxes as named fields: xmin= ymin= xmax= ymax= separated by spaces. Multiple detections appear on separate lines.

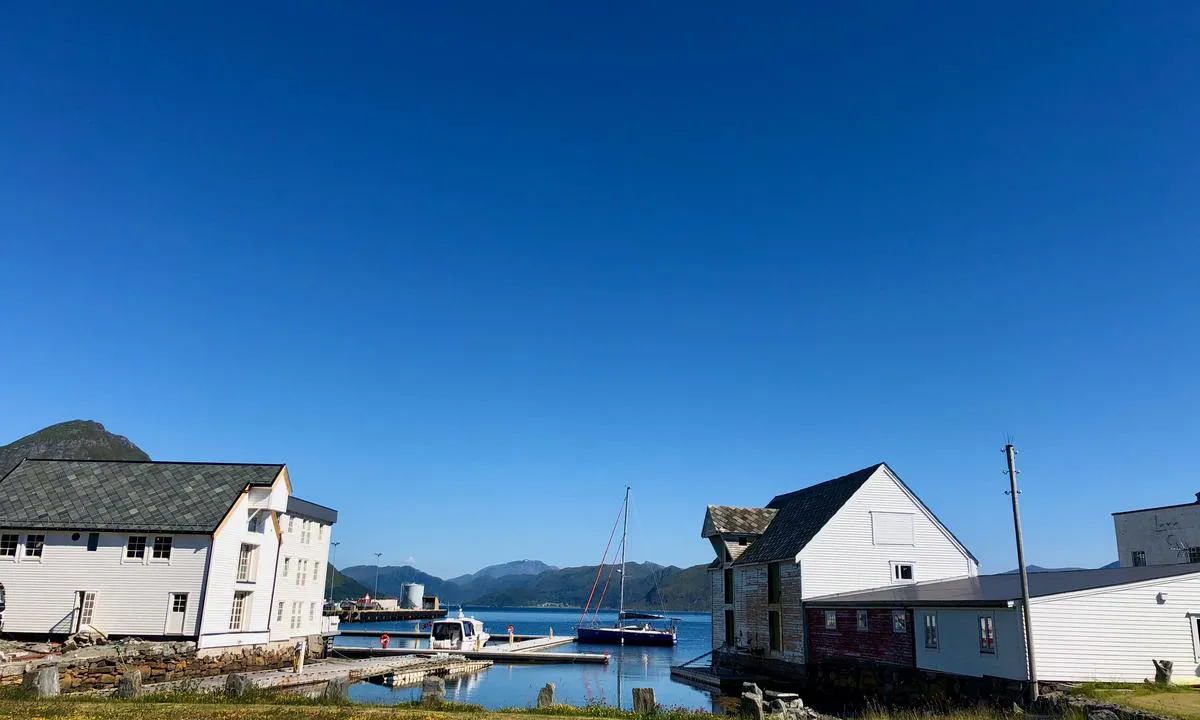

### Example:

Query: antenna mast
xmin=1005 ymin=442 xmax=1038 ymax=702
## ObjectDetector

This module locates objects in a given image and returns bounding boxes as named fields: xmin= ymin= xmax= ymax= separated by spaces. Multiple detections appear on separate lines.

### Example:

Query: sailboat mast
xmin=619 ymin=485 xmax=630 ymax=628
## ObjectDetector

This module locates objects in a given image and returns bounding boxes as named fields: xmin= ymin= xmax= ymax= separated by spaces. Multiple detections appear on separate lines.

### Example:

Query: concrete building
xmin=702 ymin=463 xmax=978 ymax=675
xmin=0 ymin=459 xmax=338 ymax=653
xmin=1115 ymin=493 xmax=1200 ymax=568
xmin=807 ymin=564 xmax=1200 ymax=683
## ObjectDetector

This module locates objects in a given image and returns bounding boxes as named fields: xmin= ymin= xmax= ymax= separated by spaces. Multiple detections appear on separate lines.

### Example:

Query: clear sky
xmin=2 ymin=3 xmax=1198 ymax=578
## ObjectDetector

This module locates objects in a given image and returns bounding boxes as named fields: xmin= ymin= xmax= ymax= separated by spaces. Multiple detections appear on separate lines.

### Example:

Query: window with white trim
xmin=277 ymin=601 xmax=285 ymax=622
xmin=80 ymin=591 xmax=97 ymax=625
xmin=291 ymin=601 xmax=302 ymax=630
xmin=25 ymin=534 xmax=45 ymax=558
xmin=924 ymin=613 xmax=939 ymax=649
xmin=282 ymin=557 xmax=290 ymax=577
xmin=978 ymin=615 xmax=996 ymax=654
xmin=287 ymin=515 xmax=295 ymax=533
xmin=310 ymin=602 xmax=316 ymax=622
xmin=172 ymin=594 xmax=188 ymax=613
xmin=237 ymin=544 xmax=257 ymax=582
xmin=230 ymin=591 xmax=251 ymax=630
xmin=891 ymin=562 xmax=914 ymax=582
xmin=152 ymin=536 xmax=172 ymax=560
xmin=0 ymin=534 xmax=17 ymax=557
xmin=126 ymin=536 xmax=146 ymax=560
xmin=825 ymin=610 xmax=837 ymax=630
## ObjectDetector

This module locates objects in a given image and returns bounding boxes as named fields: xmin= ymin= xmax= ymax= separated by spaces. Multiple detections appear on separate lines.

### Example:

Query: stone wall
xmin=0 ymin=641 xmax=310 ymax=693
xmin=806 ymin=660 xmax=1030 ymax=708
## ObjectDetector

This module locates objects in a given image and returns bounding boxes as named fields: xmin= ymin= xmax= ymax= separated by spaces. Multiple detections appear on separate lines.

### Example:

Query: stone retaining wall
xmin=0 ymin=642 xmax=306 ymax=693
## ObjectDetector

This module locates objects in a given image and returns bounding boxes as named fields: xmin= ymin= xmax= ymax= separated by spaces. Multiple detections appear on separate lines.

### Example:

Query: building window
xmin=723 ymin=569 xmax=734 ymax=604
xmin=892 ymin=563 xmax=914 ymax=582
xmin=297 ymin=559 xmax=308 ymax=586
xmin=1189 ymin=547 xmax=1200 ymax=564
xmin=87 ymin=533 xmax=99 ymax=551
xmin=247 ymin=511 xmax=264 ymax=534
xmin=80 ymin=591 xmax=97 ymax=625
xmin=282 ymin=557 xmax=290 ymax=577
xmin=25 ymin=534 xmax=45 ymax=558
xmin=924 ymin=613 xmax=939 ymax=649
xmin=237 ymin=544 xmax=257 ymax=582
xmin=738 ymin=536 xmax=748 ymax=546
xmin=892 ymin=610 xmax=907 ymax=633
xmin=152 ymin=536 xmax=172 ymax=560
xmin=979 ymin=616 xmax=996 ymax=654
xmin=1132 ymin=551 xmax=1146 ymax=567
xmin=287 ymin=515 xmax=295 ymax=533
xmin=320 ymin=525 xmax=326 ymax=542
xmin=172 ymin=594 xmax=188 ymax=613
xmin=312 ymin=561 xmax=319 ymax=585
xmin=825 ymin=610 xmax=837 ymax=629
xmin=291 ymin=601 xmax=302 ymax=630
xmin=856 ymin=610 xmax=869 ymax=632
xmin=724 ymin=609 xmax=735 ymax=646
xmin=126 ymin=536 xmax=147 ymax=560
xmin=230 ymin=591 xmax=251 ymax=630
xmin=769 ymin=610 xmax=782 ymax=652
xmin=277 ymin=601 xmax=285 ymax=622
xmin=0 ymin=534 xmax=17 ymax=557
xmin=767 ymin=562 xmax=782 ymax=604
xmin=310 ymin=602 xmax=316 ymax=622
xmin=301 ymin=521 xmax=311 ymax=545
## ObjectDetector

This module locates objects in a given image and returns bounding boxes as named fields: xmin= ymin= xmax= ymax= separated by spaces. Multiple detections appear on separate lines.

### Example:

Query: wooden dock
xmin=337 ymin=608 xmax=448 ymax=624
xmin=334 ymin=634 xmax=609 ymax=664
xmin=339 ymin=629 xmax=542 ymax=642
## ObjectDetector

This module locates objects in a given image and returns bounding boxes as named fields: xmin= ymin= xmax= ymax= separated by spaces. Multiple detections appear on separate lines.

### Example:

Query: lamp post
xmin=373 ymin=552 xmax=383 ymax=598
xmin=327 ymin=541 xmax=340 ymax=604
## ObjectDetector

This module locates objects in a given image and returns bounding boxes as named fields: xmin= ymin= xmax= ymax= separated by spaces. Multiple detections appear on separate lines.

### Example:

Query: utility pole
xmin=327 ymin=541 xmax=340 ymax=604
xmin=373 ymin=552 xmax=383 ymax=599
xmin=1005 ymin=442 xmax=1038 ymax=702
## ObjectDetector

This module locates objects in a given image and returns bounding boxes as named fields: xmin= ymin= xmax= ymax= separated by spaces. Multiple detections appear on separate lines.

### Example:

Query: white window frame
xmin=171 ymin=593 xmax=188 ymax=614
xmin=282 ymin=557 xmax=290 ymax=577
xmin=79 ymin=591 xmax=97 ymax=625
xmin=24 ymin=534 xmax=45 ymax=561
xmin=309 ymin=602 xmax=316 ymax=622
xmin=230 ymin=591 xmax=251 ymax=631
xmin=237 ymin=544 xmax=258 ymax=582
xmin=978 ymin=615 xmax=996 ymax=654
xmin=124 ymin=535 xmax=147 ymax=562
xmin=277 ymin=601 xmax=285 ymax=622
xmin=0 ymin=534 xmax=18 ymax=560
xmin=924 ymin=612 xmax=939 ymax=650
xmin=1188 ymin=613 xmax=1200 ymax=662
xmin=890 ymin=561 xmax=916 ymax=583
xmin=287 ymin=515 xmax=295 ymax=533
xmin=824 ymin=610 xmax=837 ymax=629
xmin=151 ymin=536 xmax=173 ymax=562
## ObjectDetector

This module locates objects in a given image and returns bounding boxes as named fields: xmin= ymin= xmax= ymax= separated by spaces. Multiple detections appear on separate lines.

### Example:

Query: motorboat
xmin=430 ymin=609 xmax=491 ymax=651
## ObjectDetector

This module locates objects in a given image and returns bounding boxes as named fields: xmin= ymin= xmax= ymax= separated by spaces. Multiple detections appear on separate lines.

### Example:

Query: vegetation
xmin=1074 ymin=682 xmax=1200 ymax=720
xmin=0 ymin=419 xmax=149 ymax=477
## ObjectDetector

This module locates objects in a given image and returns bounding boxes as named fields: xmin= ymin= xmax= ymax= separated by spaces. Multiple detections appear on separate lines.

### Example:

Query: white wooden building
xmin=0 ymin=459 xmax=337 ymax=653
xmin=1114 ymin=493 xmax=1200 ymax=568
xmin=702 ymin=463 xmax=978 ymax=672
xmin=807 ymin=564 xmax=1200 ymax=683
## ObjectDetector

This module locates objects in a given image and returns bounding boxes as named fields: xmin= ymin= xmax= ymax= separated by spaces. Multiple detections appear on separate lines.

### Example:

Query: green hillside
xmin=0 ymin=420 xmax=150 ymax=477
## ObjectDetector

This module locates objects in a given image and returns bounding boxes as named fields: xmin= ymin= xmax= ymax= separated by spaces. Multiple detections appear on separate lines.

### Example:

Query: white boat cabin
xmin=430 ymin=611 xmax=490 ymax=651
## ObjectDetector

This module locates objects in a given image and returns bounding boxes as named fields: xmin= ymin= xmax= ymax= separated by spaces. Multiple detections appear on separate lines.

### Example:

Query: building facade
xmin=0 ymin=459 xmax=337 ymax=653
xmin=1114 ymin=494 xmax=1200 ymax=568
xmin=703 ymin=463 xmax=978 ymax=674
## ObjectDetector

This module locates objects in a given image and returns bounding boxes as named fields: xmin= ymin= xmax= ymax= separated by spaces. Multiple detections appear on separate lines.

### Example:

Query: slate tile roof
xmin=733 ymin=464 xmax=883 ymax=565
xmin=703 ymin=505 xmax=778 ymax=537
xmin=0 ymin=459 xmax=283 ymax=533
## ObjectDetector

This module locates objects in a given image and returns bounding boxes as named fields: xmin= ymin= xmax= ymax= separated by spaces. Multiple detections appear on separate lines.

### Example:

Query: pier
xmin=338 ymin=629 xmax=543 ymax=642
xmin=334 ymin=634 xmax=609 ymax=664
xmin=335 ymin=608 xmax=448 ymax=623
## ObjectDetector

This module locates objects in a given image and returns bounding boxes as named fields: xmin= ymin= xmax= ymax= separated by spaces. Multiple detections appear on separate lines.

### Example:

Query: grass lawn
xmin=1076 ymin=683 xmax=1200 ymax=720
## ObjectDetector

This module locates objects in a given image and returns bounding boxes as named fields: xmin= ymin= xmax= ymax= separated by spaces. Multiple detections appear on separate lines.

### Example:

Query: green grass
xmin=1072 ymin=682 xmax=1200 ymax=720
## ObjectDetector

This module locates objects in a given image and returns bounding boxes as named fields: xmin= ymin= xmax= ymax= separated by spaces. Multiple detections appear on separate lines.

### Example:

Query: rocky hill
xmin=0 ymin=420 xmax=150 ymax=477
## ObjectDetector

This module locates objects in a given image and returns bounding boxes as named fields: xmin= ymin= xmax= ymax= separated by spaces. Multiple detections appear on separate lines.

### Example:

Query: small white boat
xmin=430 ymin=609 xmax=491 ymax=651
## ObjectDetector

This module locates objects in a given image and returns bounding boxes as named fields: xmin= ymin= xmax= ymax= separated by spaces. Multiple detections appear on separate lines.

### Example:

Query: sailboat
xmin=575 ymin=487 xmax=678 ymax=647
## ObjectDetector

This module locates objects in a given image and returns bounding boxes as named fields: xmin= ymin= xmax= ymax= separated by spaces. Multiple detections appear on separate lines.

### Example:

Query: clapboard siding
xmin=270 ymin=511 xmax=333 ymax=643
xmin=915 ymin=607 xmax=1028 ymax=680
xmin=1114 ymin=505 xmax=1200 ymax=568
xmin=710 ymin=568 xmax=724 ymax=649
xmin=1030 ymin=574 xmax=1200 ymax=682
xmin=800 ymin=467 xmax=976 ymax=598
xmin=808 ymin=608 xmax=914 ymax=666
xmin=199 ymin=491 xmax=281 ymax=648
xmin=0 ymin=530 xmax=209 ymax=636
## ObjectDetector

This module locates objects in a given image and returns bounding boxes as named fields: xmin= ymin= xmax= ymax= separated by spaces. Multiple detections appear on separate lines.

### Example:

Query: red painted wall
xmin=806 ymin=608 xmax=915 ymax=667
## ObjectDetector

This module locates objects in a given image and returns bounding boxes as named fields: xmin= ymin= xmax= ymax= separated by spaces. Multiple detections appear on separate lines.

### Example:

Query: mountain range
xmin=337 ymin=559 xmax=710 ymax=610
xmin=0 ymin=420 xmax=149 ymax=477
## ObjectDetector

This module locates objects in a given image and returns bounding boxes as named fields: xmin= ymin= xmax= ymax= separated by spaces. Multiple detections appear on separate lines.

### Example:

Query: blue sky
xmin=2 ymin=3 xmax=1198 ymax=578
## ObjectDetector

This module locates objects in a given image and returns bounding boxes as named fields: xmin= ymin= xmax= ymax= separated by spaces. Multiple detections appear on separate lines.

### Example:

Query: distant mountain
xmin=326 ymin=566 xmax=371 ymax=601
xmin=1003 ymin=565 xmax=1086 ymax=574
xmin=0 ymin=420 xmax=150 ymax=477
xmin=340 ymin=564 xmax=464 ymax=601
xmin=448 ymin=560 xmax=558 ymax=586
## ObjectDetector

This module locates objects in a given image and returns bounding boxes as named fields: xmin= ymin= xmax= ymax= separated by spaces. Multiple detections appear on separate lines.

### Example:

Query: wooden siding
xmin=799 ymin=466 xmax=976 ymax=598
xmin=199 ymin=491 xmax=281 ymax=649
xmin=1114 ymin=505 xmax=1200 ymax=568
xmin=269 ymin=511 xmax=333 ymax=643
xmin=712 ymin=561 xmax=804 ymax=662
xmin=807 ymin=608 xmax=914 ymax=667
xmin=1030 ymin=573 xmax=1200 ymax=682
xmin=0 ymin=531 xmax=208 ymax=637
xmin=914 ymin=607 xmax=1028 ymax=681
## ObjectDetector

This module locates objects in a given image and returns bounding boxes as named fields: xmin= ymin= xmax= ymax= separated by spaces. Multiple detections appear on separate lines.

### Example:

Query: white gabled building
xmin=1114 ymin=493 xmax=1200 ymax=568
xmin=0 ymin=459 xmax=337 ymax=653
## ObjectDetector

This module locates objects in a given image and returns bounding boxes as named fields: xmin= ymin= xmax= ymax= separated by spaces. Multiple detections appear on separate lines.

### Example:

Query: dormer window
xmin=738 ymin=536 xmax=748 ymax=546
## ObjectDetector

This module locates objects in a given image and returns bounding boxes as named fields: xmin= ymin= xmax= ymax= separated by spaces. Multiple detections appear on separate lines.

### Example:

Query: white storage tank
xmin=401 ymin=583 xmax=424 ymax=609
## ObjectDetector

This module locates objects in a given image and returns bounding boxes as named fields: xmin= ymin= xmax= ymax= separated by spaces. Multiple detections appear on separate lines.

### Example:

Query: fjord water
xmin=340 ymin=608 xmax=717 ymax=710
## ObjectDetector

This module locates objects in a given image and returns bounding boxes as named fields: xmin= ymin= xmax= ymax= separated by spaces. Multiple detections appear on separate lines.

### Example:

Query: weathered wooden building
xmin=703 ymin=463 xmax=978 ymax=675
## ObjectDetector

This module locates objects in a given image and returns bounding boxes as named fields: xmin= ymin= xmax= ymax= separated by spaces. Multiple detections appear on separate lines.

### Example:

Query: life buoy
xmin=380 ymin=633 xmax=391 ymax=649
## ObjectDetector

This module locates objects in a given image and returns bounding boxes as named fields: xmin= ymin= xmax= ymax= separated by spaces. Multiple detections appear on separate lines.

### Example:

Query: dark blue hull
xmin=576 ymin=625 xmax=677 ymax=646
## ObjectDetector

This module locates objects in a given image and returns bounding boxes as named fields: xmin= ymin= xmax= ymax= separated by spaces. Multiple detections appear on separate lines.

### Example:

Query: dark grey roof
xmin=0 ymin=459 xmax=283 ymax=533
xmin=733 ymin=464 xmax=882 ymax=565
xmin=703 ymin=506 xmax=778 ymax=537
xmin=1113 ymin=500 xmax=1200 ymax=516
xmin=806 ymin=564 xmax=1200 ymax=608
xmin=287 ymin=496 xmax=338 ymax=524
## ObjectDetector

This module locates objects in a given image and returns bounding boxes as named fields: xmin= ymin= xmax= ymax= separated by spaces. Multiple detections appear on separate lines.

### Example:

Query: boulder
xmin=115 ymin=669 xmax=143 ymax=699
xmin=536 ymin=682 xmax=556 ymax=708
xmin=421 ymin=676 xmax=446 ymax=705
xmin=742 ymin=682 xmax=762 ymax=696
xmin=768 ymin=699 xmax=787 ymax=714
xmin=632 ymin=687 xmax=656 ymax=714
xmin=739 ymin=691 xmax=765 ymax=720
xmin=21 ymin=666 xmax=59 ymax=697
xmin=322 ymin=676 xmax=351 ymax=703
xmin=1087 ymin=710 xmax=1120 ymax=720
xmin=224 ymin=673 xmax=254 ymax=698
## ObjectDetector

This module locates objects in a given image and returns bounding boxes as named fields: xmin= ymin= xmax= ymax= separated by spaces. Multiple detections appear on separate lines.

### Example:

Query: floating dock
xmin=339 ymin=629 xmax=542 ymax=642
xmin=334 ymin=634 xmax=609 ymax=664
xmin=336 ymin=608 xmax=448 ymax=623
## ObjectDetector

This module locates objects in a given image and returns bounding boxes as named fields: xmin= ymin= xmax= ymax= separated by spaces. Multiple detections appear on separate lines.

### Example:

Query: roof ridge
xmin=23 ymin=458 xmax=285 ymax=467
xmin=768 ymin=462 xmax=883 ymax=506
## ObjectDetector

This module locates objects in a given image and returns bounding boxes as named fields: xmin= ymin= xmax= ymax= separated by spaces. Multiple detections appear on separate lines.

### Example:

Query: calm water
xmin=339 ymin=607 xmax=717 ymax=711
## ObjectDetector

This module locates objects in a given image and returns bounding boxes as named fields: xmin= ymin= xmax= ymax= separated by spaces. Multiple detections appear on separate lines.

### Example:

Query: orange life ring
xmin=380 ymin=633 xmax=391 ymax=649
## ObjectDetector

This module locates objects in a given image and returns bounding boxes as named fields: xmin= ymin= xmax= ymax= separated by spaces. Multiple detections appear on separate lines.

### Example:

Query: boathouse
xmin=703 ymin=463 xmax=978 ymax=677
xmin=0 ymin=459 xmax=338 ymax=653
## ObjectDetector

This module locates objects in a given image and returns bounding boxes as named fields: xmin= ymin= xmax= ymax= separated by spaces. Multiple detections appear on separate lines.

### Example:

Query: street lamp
xmin=327 ymin=541 xmax=340 ymax=604
xmin=373 ymin=552 xmax=383 ymax=598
